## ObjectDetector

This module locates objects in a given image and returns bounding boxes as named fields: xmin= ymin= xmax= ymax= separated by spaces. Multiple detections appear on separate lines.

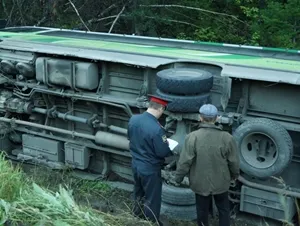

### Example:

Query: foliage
xmin=0 ymin=183 xmax=107 ymax=226
xmin=0 ymin=0 xmax=299 ymax=48
xmin=0 ymin=154 xmax=152 ymax=226
xmin=252 ymin=0 xmax=300 ymax=48
xmin=0 ymin=153 xmax=24 ymax=202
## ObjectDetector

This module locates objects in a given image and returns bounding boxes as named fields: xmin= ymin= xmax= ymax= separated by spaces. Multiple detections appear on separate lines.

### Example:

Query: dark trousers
xmin=195 ymin=192 xmax=230 ymax=226
xmin=132 ymin=167 xmax=163 ymax=226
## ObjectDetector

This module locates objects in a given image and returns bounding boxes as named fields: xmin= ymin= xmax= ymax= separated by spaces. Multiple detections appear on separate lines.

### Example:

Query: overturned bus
xmin=0 ymin=26 xmax=299 ymax=223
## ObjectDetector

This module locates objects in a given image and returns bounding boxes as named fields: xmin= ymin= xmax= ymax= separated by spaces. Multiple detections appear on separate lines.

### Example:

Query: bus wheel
xmin=233 ymin=118 xmax=293 ymax=179
xmin=156 ymin=68 xmax=213 ymax=95
xmin=155 ymin=89 xmax=210 ymax=113
xmin=162 ymin=181 xmax=195 ymax=206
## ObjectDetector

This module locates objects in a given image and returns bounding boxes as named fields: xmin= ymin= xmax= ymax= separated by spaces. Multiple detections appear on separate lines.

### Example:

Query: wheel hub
xmin=241 ymin=133 xmax=278 ymax=169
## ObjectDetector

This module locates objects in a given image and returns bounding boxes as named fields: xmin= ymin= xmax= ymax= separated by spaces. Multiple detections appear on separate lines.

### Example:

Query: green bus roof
xmin=0 ymin=28 xmax=300 ymax=73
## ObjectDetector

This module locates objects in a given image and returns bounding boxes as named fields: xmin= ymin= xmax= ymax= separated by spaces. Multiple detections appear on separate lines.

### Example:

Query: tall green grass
xmin=271 ymin=176 xmax=299 ymax=226
xmin=0 ymin=153 xmax=153 ymax=226
xmin=0 ymin=153 xmax=24 ymax=202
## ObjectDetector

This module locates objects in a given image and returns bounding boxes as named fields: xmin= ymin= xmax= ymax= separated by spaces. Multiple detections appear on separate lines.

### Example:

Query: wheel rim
xmin=241 ymin=132 xmax=278 ymax=169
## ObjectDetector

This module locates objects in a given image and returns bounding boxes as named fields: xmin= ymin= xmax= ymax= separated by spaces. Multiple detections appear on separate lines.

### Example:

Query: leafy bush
xmin=0 ymin=153 xmax=24 ymax=202
xmin=0 ymin=153 xmax=152 ymax=226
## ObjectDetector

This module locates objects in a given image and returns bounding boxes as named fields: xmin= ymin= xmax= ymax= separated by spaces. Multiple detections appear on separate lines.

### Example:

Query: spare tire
xmin=233 ymin=118 xmax=293 ymax=179
xmin=162 ymin=182 xmax=195 ymax=206
xmin=156 ymin=68 xmax=213 ymax=95
xmin=156 ymin=89 xmax=210 ymax=113
xmin=161 ymin=202 xmax=197 ymax=221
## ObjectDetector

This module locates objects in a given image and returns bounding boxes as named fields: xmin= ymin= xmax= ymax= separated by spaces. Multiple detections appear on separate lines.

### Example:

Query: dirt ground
xmin=79 ymin=185 xmax=284 ymax=226
xmin=18 ymin=163 xmax=284 ymax=226
xmin=82 ymin=185 xmax=281 ymax=226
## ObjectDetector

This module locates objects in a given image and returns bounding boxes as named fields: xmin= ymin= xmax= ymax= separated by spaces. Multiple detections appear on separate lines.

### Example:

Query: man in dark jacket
xmin=173 ymin=104 xmax=239 ymax=226
xmin=127 ymin=95 xmax=173 ymax=226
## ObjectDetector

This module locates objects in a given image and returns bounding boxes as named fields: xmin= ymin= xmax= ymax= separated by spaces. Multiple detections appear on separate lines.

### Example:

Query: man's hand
xmin=230 ymin=177 xmax=238 ymax=187
xmin=167 ymin=174 xmax=180 ymax=187
xmin=171 ymin=149 xmax=179 ymax=155
xmin=167 ymin=178 xmax=180 ymax=187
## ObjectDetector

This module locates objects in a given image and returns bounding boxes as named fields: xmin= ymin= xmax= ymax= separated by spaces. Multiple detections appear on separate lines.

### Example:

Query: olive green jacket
xmin=174 ymin=123 xmax=240 ymax=196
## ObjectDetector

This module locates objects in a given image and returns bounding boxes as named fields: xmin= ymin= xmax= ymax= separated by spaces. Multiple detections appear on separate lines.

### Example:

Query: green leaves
xmin=0 ymin=182 xmax=107 ymax=226
xmin=253 ymin=0 xmax=300 ymax=48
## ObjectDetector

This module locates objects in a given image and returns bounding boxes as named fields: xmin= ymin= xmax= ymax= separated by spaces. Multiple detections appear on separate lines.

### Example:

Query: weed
xmin=0 ymin=153 xmax=24 ymax=202
xmin=0 ymin=154 xmax=154 ymax=226
xmin=270 ymin=176 xmax=298 ymax=226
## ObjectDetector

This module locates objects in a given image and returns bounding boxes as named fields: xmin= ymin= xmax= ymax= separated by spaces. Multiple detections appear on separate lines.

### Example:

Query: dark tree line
xmin=0 ymin=0 xmax=299 ymax=48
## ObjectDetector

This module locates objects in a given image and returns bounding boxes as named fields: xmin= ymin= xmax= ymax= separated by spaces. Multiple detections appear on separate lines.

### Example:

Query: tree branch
xmin=144 ymin=16 xmax=200 ymax=28
xmin=35 ymin=17 xmax=47 ymax=26
xmin=1 ymin=0 xmax=9 ymax=18
xmin=89 ymin=14 xmax=199 ymax=29
xmin=35 ymin=0 xmax=52 ymax=27
xmin=108 ymin=6 xmax=126 ymax=33
xmin=88 ymin=15 xmax=118 ymax=24
xmin=140 ymin=4 xmax=248 ymax=25
xmin=68 ymin=0 xmax=90 ymax=31
xmin=15 ymin=0 xmax=26 ymax=25
xmin=6 ymin=2 xmax=16 ymax=26
xmin=164 ymin=7 xmax=198 ymax=23
xmin=98 ymin=3 xmax=117 ymax=17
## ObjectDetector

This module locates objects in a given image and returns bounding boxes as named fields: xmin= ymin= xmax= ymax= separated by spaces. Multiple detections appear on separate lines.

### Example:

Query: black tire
xmin=156 ymin=89 xmax=210 ymax=113
xmin=162 ymin=182 xmax=195 ymax=206
xmin=156 ymin=68 xmax=214 ymax=95
xmin=160 ymin=202 xmax=197 ymax=221
xmin=233 ymin=118 xmax=293 ymax=179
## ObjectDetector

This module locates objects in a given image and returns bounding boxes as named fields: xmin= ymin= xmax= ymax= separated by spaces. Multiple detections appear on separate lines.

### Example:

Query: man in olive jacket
xmin=173 ymin=104 xmax=239 ymax=226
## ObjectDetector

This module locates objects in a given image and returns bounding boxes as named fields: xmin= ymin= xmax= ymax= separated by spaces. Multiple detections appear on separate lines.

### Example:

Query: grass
xmin=1 ymin=151 xmax=297 ymax=226
xmin=269 ymin=176 xmax=299 ymax=226
xmin=0 ymin=154 xmax=24 ymax=202
xmin=0 ymin=153 xmax=154 ymax=226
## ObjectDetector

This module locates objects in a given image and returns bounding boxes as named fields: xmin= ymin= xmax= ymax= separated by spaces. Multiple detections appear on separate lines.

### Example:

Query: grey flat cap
xmin=199 ymin=104 xmax=218 ymax=118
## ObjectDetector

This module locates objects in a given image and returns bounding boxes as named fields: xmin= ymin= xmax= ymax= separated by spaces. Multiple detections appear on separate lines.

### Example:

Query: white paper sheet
xmin=167 ymin=138 xmax=179 ymax=151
